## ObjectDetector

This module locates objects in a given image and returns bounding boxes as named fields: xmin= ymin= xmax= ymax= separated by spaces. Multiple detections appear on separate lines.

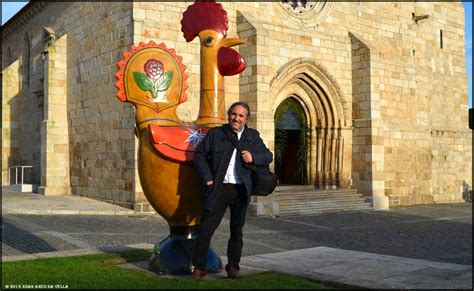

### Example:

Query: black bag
xmin=223 ymin=126 xmax=277 ymax=196
xmin=245 ymin=163 xmax=277 ymax=196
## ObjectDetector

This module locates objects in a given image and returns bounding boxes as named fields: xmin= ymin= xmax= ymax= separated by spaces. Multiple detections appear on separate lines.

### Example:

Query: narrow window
xmin=440 ymin=29 xmax=443 ymax=49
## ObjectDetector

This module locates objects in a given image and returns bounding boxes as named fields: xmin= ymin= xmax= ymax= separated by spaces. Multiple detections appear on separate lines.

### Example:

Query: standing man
xmin=192 ymin=102 xmax=273 ymax=279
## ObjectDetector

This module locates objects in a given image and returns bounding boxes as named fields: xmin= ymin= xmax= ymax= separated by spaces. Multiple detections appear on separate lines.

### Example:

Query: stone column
xmin=316 ymin=125 xmax=323 ymax=188
xmin=309 ymin=126 xmax=317 ymax=185
xmin=335 ymin=125 xmax=343 ymax=186
xmin=329 ymin=127 xmax=337 ymax=188
xmin=323 ymin=127 xmax=331 ymax=188
xmin=38 ymin=34 xmax=71 ymax=196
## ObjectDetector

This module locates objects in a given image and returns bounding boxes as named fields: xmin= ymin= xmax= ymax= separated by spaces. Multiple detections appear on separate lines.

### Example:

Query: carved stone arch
xmin=271 ymin=57 xmax=347 ymax=126
xmin=270 ymin=58 xmax=348 ymax=188
xmin=272 ymin=82 xmax=317 ymax=128
xmin=296 ymin=76 xmax=333 ymax=127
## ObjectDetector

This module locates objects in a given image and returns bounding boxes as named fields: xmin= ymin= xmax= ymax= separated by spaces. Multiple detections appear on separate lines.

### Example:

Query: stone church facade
xmin=2 ymin=2 xmax=471 ymax=213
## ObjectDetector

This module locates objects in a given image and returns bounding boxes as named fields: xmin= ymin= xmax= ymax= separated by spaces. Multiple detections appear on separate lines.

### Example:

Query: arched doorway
xmin=274 ymin=97 xmax=309 ymax=185
xmin=269 ymin=58 xmax=349 ymax=189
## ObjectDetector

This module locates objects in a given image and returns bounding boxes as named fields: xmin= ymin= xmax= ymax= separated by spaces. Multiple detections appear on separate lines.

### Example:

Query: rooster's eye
xmin=204 ymin=36 xmax=214 ymax=47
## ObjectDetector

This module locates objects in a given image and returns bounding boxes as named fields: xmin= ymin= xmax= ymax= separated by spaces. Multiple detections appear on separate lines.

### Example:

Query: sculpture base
xmin=148 ymin=235 xmax=222 ymax=275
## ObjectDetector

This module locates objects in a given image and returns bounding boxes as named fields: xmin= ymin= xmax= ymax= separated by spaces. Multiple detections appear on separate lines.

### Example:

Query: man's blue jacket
xmin=193 ymin=124 xmax=273 ymax=211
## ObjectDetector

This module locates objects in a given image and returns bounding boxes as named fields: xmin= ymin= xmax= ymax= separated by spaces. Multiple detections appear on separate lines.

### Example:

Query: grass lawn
xmin=2 ymin=250 xmax=332 ymax=289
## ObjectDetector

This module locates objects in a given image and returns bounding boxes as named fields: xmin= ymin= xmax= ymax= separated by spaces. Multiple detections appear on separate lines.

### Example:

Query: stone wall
xmin=348 ymin=2 xmax=470 ymax=205
xmin=234 ymin=2 xmax=469 ymax=205
xmin=64 ymin=2 xmax=136 ymax=207
xmin=2 ymin=2 xmax=138 ymax=206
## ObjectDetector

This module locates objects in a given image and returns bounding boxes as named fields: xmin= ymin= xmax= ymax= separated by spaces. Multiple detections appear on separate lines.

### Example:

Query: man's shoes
xmin=226 ymin=266 xmax=242 ymax=279
xmin=192 ymin=268 xmax=206 ymax=279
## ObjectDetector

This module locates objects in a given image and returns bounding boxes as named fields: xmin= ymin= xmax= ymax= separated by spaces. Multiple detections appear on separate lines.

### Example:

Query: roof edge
xmin=1 ymin=1 xmax=33 ymax=29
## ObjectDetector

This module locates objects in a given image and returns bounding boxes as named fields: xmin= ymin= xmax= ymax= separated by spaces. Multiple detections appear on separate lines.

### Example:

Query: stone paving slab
xmin=240 ymin=246 xmax=473 ymax=289
xmin=119 ymin=255 xmax=269 ymax=280
xmin=1 ymin=189 xmax=135 ymax=215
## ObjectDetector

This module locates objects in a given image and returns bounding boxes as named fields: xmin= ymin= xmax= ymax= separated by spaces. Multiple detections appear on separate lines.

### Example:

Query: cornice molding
xmin=2 ymin=2 xmax=48 ymax=39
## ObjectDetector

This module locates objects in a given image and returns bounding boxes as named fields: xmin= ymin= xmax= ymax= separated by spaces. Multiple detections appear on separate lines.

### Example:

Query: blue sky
xmin=464 ymin=1 xmax=472 ymax=108
xmin=2 ymin=1 xmax=473 ymax=108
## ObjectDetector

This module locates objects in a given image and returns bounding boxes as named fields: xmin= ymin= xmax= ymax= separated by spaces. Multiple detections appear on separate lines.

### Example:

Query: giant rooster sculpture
xmin=114 ymin=1 xmax=246 ymax=274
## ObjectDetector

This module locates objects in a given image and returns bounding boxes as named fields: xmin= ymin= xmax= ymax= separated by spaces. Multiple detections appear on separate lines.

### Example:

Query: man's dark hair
xmin=227 ymin=102 xmax=250 ymax=120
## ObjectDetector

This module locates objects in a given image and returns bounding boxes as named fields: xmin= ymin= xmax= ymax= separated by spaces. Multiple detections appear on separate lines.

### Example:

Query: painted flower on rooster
xmin=133 ymin=59 xmax=174 ymax=103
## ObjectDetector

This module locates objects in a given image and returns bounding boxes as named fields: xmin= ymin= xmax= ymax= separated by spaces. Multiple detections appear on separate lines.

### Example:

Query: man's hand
xmin=241 ymin=151 xmax=253 ymax=164
xmin=206 ymin=180 xmax=214 ymax=186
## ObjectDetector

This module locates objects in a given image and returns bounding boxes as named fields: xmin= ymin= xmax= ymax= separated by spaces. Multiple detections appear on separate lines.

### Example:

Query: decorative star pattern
xmin=184 ymin=128 xmax=206 ymax=147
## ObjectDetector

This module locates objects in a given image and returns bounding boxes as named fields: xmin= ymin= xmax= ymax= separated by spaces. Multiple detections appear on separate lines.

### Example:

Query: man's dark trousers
xmin=193 ymin=183 xmax=249 ymax=271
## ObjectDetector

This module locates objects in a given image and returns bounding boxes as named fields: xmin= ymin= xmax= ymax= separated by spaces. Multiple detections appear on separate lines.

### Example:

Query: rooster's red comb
xmin=181 ymin=1 xmax=229 ymax=42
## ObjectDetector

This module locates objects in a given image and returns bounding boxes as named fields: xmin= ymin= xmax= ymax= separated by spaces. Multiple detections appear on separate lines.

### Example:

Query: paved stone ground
xmin=2 ymin=203 xmax=472 ymax=266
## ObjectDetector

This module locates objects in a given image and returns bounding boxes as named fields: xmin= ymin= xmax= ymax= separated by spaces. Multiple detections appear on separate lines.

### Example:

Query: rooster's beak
xmin=218 ymin=38 xmax=246 ymax=76
xmin=222 ymin=38 xmax=245 ymax=48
